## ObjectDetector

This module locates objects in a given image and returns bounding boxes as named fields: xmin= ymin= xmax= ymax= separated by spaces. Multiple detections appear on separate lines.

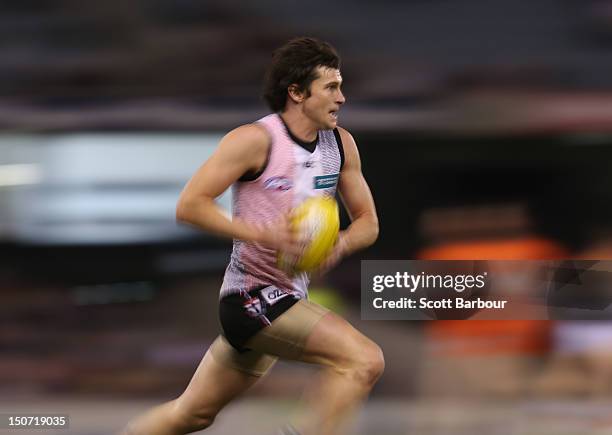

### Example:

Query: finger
xmin=294 ymin=234 xmax=310 ymax=247
xmin=274 ymin=213 xmax=289 ymax=232
xmin=315 ymin=261 xmax=330 ymax=277
xmin=290 ymin=245 xmax=306 ymax=257
xmin=319 ymin=247 xmax=340 ymax=274
xmin=316 ymin=257 xmax=334 ymax=277
xmin=280 ymin=239 xmax=304 ymax=257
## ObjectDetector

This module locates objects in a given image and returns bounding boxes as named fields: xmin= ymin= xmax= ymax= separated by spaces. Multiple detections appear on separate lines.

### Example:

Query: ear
xmin=287 ymin=84 xmax=305 ymax=104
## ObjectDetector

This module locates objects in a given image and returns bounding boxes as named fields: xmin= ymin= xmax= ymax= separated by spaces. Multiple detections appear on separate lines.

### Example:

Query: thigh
xmin=246 ymin=299 xmax=329 ymax=360
xmin=176 ymin=336 xmax=275 ymax=414
xmin=247 ymin=299 xmax=373 ymax=367
xmin=298 ymin=307 xmax=377 ymax=368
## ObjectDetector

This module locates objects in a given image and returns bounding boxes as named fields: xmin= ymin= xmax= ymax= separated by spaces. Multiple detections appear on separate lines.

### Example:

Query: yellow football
xmin=278 ymin=195 xmax=340 ymax=273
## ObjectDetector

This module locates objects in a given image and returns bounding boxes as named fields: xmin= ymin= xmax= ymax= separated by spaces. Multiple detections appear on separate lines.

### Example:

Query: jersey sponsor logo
xmin=303 ymin=161 xmax=314 ymax=168
xmin=314 ymin=173 xmax=339 ymax=189
xmin=259 ymin=286 xmax=290 ymax=306
xmin=264 ymin=176 xmax=293 ymax=191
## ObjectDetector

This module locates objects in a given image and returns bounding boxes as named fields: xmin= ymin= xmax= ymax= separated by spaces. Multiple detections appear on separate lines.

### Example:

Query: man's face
xmin=301 ymin=66 xmax=345 ymax=129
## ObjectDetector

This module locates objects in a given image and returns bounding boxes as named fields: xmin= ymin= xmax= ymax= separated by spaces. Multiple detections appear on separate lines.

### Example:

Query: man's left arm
xmin=321 ymin=127 xmax=379 ymax=271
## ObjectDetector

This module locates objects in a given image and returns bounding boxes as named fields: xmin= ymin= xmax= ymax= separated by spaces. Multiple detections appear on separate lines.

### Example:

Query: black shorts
xmin=219 ymin=285 xmax=299 ymax=352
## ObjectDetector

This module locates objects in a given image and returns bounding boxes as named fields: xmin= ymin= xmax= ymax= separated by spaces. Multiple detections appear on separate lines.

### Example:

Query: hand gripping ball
xmin=278 ymin=195 xmax=340 ymax=273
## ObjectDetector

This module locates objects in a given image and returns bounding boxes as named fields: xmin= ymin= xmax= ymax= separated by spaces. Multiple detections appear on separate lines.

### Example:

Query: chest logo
xmin=314 ymin=173 xmax=339 ymax=190
xmin=264 ymin=176 xmax=293 ymax=191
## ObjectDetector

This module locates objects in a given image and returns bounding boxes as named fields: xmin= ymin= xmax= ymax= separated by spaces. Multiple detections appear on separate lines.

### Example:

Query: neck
xmin=279 ymin=107 xmax=318 ymax=142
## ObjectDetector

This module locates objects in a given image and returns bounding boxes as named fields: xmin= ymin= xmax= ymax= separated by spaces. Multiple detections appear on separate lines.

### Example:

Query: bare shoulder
xmin=336 ymin=126 xmax=357 ymax=149
xmin=221 ymin=123 xmax=270 ymax=155
xmin=336 ymin=126 xmax=360 ymax=168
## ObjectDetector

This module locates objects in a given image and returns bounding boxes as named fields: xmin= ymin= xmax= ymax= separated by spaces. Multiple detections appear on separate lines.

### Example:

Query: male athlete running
xmin=123 ymin=37 xmax=383 ymax=435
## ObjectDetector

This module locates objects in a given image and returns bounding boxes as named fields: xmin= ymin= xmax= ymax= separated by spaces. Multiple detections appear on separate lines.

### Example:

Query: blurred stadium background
xmin=2 ymin=0 xmax=612 ymax=434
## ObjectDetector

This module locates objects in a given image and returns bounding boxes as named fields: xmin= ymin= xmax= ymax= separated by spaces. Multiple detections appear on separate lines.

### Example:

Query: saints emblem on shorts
xmin=243 ymin=296 xmax=265 ymax=317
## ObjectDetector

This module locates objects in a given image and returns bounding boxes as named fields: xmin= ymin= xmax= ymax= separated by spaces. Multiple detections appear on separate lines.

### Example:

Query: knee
xmin=172 ymin=400 xmax=217 ymax=432
xmin=183 ymin=412 xmax=215 ymax=432
xmin=349 ymin=342 xmax=385 ymax=388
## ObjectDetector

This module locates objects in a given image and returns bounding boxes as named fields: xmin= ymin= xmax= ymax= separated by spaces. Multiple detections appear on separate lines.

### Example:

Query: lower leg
xmin=121 ymin=347 xmax=261 ymax=435
xmin=288 ymin=313 xmax=385 ymax=435
xmin=292 ymin=365 xmax=377 ymax=435
xmin=122 ymin=399 xmax=211 ymax=435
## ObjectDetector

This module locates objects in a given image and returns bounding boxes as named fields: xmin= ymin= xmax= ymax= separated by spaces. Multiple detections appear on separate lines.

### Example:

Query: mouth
xmin=329 ymin=110 xmax=339 ymax=121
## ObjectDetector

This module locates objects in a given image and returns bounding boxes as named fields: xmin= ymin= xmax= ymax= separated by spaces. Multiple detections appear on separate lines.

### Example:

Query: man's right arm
xmin=176 ymin=123 xmax=268 ymax=242
xmin=176 ymin=124 xmax=300 ymax=255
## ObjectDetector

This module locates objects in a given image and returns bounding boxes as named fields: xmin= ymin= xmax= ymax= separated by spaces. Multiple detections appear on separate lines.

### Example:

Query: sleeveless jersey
xmin=219 ymin=113 xmax=343 ymax=300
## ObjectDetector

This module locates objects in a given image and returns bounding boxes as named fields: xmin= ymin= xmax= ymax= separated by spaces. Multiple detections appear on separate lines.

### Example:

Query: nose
xmin=336 ymin=89 xmax=346 ymax=105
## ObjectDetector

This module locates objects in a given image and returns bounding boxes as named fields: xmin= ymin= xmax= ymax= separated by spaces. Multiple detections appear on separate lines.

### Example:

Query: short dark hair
xmin=263 ymin=37 xmax=341 ymax=112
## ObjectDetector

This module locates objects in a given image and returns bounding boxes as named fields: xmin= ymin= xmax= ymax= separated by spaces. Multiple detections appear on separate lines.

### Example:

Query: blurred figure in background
xmin=533 ymin=230 xmax=612 ymax=397
xmin=123 ymin=37 xmax=382 ymax=435
xmin=416 ymin=202 xmax=569 ymax=397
